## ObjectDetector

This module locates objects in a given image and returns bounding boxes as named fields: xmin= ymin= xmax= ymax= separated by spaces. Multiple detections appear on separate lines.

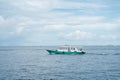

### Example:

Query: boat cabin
xmin=57 ymin=46 xmax=83 ymax=52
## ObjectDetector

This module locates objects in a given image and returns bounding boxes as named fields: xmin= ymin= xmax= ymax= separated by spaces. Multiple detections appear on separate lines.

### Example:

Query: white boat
xmin=46 ymin=46 xmax=86 ymax=54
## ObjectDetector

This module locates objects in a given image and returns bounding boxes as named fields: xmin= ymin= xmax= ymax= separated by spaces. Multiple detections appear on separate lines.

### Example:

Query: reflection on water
xmin=0 ymin=46 xmax=120 ymax=80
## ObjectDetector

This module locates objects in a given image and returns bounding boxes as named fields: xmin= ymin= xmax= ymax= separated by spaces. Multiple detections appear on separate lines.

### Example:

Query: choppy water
xmin=0 ymin=46 xmax=120 ymax=80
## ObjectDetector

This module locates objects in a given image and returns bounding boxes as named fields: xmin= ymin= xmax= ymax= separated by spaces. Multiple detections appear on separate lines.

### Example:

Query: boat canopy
xmin=57 ymin=46 xmax=83 ymax=52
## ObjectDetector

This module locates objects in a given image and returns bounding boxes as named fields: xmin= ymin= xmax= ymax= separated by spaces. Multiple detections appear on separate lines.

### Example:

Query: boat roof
xmin=59 ymin=46 xmax=82 ymax=49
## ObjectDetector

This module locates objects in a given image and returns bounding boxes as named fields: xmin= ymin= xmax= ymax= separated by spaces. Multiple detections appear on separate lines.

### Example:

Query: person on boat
xmin=68 ymin=47 xmax=71 ymax=52
xmin=80 ymin=48 xmax=84 ymax=52
xmin=80 ymin=48 xmax=82 ymax=51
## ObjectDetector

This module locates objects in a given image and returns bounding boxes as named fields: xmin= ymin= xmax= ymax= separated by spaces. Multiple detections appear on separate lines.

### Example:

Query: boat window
xmin=80 ymin=49 xmax=82 ymax=51
xmin=59 ymin=47 xmax=62 ymax=50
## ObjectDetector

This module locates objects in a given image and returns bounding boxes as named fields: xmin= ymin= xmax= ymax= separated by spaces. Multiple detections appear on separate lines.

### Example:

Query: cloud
xmin=60 ymin=30 xmax=118 ymax=41
xmin=6 ymin=0 xmax=58 ymax=11
xmin=0 ymin=16 xmax=5 ymax=24
xmin=40 ymin=15 xmax=119 ymax=32
xmin=16 ymin=27 xmax=25 ymax=34
xmin=2 ymin=0 xmax=107 ymax=13
xmin=0 ymin=0 xmax=120 ymax=45
xmin=0 ymin=16 xmax=33 ymax=38
xmin=43 ymin=24 xmax=66 ymax=31
xmin=63 ymin=30 xmax=95 ymax=40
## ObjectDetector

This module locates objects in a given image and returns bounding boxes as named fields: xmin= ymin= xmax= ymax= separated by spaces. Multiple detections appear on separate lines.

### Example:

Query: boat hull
xmin=46 ymin=50 xmax=85 ymax=55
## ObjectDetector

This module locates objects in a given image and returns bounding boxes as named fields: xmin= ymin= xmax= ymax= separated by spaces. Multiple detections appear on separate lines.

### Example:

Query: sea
xmin=0 ymin=46 xmax=120 ymax=80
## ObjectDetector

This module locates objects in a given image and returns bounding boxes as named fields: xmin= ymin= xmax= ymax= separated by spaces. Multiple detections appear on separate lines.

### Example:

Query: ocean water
xmin=0 ymin=46 xmax=120 ymax=80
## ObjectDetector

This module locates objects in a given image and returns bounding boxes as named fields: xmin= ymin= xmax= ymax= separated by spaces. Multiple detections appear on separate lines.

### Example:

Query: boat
xmin=46 ymin=46 xmax=86 ymax=54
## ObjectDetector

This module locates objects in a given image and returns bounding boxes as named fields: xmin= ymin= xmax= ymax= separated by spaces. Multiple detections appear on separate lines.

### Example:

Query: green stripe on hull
xmin=47 ymin=50 xmax=85 ymax=55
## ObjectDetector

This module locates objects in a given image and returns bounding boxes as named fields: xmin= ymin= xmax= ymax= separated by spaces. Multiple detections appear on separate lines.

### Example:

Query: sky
xmin=0 ymin=0 xmax=120 ymax=46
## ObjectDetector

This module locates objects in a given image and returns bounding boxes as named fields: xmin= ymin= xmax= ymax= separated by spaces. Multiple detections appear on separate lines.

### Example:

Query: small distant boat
xmin=46 ymin=46 xmax=86 ymax=55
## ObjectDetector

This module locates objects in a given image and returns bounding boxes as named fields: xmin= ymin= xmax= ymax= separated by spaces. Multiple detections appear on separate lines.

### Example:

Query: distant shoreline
xmin=0 ymin=45 xmax=120 ymax=47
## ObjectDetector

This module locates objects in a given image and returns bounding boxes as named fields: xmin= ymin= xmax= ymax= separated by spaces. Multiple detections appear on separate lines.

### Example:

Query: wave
xmin=87 ymin=53 xmax=120 ymax=55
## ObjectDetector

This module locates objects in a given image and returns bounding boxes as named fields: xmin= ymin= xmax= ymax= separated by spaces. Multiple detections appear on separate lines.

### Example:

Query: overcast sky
xmin=0 ymin=0 xmax=120 ymax=46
